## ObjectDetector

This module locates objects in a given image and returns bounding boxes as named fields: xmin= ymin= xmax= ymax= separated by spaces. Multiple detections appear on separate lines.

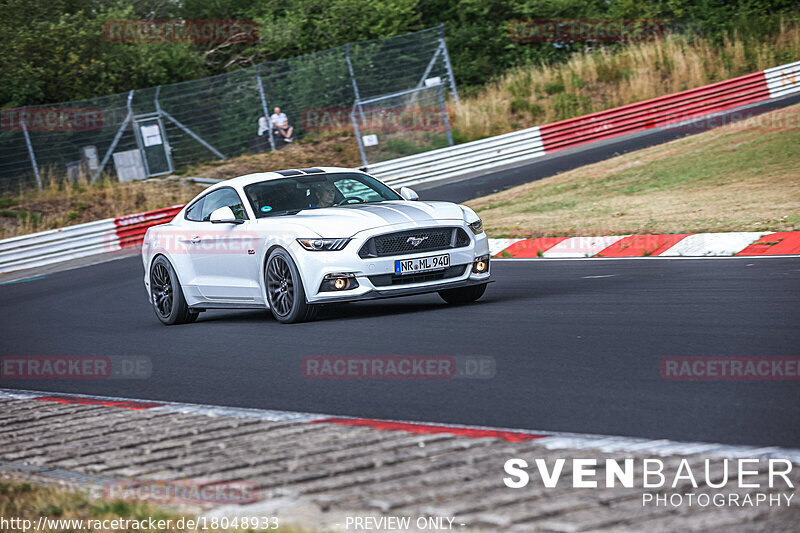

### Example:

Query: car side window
xmin=185 ymin=197 xmax=205 ymax=221
xmin=334 ymin=178 xmax=383 ymax=203
xmin=199 ymin=188 xmax=247 ymax=221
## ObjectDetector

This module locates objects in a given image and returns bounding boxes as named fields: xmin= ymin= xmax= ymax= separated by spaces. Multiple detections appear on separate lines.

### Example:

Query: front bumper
xmin=292 ymin=223 xmax=491 ymax=304
xmin=309 ymin=277 xmax=493 ymax=304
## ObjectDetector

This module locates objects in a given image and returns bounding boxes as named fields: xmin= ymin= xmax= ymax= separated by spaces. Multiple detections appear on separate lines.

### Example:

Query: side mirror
xmin=399 ymin=187 xmax=419 ymax=201
xmin=209 ymin=206 xmax=244 ymax=224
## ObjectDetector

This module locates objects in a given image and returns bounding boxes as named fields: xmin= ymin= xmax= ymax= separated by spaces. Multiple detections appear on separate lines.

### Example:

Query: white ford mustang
xmin=142 ymin=167 xmax=491 ymax=324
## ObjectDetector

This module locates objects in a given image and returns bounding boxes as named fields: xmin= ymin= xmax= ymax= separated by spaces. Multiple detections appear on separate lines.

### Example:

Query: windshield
xmin=243 ymin=172 xmax=402 ymax=218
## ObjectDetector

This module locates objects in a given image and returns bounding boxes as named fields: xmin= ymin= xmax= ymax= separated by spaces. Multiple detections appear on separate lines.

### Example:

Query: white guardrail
xmin=0 ymin=218 xmax=120 ymax=273
xmin=0 ymin=206 xmax=183 ymax=274
xmin=369 ymin=126 xmax=544 ymax=189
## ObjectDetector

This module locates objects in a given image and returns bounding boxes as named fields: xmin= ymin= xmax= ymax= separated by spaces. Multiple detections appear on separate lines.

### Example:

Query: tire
xmin=265 ymin=248 xmax=318 ymax=323
xmin=438 ymin=283 xmax=487 ymax=305
xmin=149 ymin=256 xmax=198 ymax=325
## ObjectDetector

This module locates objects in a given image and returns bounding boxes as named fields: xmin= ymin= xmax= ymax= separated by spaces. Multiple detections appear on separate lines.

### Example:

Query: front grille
xmin=359 ymin=227 xmax=471 ymax=258
xmin=368 ymin=265 xmax=468 ymax=287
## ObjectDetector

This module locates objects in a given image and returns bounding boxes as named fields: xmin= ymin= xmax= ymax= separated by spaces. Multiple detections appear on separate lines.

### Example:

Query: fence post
xmin=92 ymin=90 xmax=135 ymax=182
xmin=438 ymin=24 xmax=459 ymax=103
xmin=20 ymin=108 xmax=42 ymax=190
xmin=346 ymin=43 xmax=367 ymax=124
xmin=416 ymin=45 xmax=443 ymax=89
xmin=256 ymin=64 xmax=277 ymax=151
xmin=154 ymin=86 xmax=175 ymax=174
xmin=438 ymin=85 xmax=454 ymax=147
xmin=160 ymin=110 xmax=226 ymax=160
xmin=351 ymin=108 xmax=369 ymax=169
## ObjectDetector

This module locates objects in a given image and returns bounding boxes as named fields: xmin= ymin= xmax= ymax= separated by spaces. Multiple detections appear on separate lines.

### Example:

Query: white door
xmin=190 ymin=188 xmax=261 ymax=301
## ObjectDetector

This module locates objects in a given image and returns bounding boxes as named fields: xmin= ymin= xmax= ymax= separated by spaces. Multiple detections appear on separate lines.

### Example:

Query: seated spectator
xmin=256 ymin=114 xmax=270 ymax=152
xmin=270 ymin=106 xmax=294 ymax=142
xmin=257 ymin=114 xmax=268 ymax=136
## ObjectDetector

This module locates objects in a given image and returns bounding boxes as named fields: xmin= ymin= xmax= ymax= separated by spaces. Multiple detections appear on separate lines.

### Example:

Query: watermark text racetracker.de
xmin=1 ymin=356 xmax=151 ymax=380
xmin=0 ymin=516 xmax=279 ymax=532
xmin=1 ymin=107 xmax=103 ymax=132
xmin=302 ymin=356 xmax=495 ymax=380
xmin=104 ymin=20 xmax=258 ymax=43
xmin=661 ymin=357 xmax=800 ymax=380
xmin=104 ymin=479 xmax=258 ymax=505
xmin=140 ymin=229 xmax=261 ymax=255
xmin=504 ymin=457 xmax=796 ymax=508
xmin=666 ymin=109 xmax=800 ymax=133
xmin=509 ymin=18 xmax=664 ymax=43
xmin=301 ymin=107 xmax=449 ymax=133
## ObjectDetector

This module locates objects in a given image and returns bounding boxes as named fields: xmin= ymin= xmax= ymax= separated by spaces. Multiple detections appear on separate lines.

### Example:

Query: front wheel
xmin=265 ymin=248 xmax=318 ymax=323
xmin=149 ymin=256 xmax=198 ymax=325
xmin=438 ymin=283 xmax=487 ymax=305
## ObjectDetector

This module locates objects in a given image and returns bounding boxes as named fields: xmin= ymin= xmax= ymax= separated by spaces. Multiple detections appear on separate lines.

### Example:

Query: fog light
xmin=320 ymin=273 xmax=359 ymax=292
xmin=472 ymin=254 xmax=490 ymax=274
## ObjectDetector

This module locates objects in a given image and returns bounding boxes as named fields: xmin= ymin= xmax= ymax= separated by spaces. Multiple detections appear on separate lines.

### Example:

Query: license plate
xmin=395 ymin=253 xmax=450 ymax=275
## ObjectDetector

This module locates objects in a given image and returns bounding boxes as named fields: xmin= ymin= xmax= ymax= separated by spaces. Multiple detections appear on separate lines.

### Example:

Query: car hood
xmin=255 ymin=200 xmax=466 ymax=238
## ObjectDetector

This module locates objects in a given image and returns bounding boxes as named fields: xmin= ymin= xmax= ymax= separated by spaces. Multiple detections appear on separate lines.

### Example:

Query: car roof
xmin=206 ymin=166 xmax=368 ymax=191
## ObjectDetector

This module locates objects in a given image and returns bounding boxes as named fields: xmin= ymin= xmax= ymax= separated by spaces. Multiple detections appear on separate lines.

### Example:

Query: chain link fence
xmin=352 ymin=83 xmax=454 ymax=165
xmin=0 ymin=25 xmax=457 ymax=193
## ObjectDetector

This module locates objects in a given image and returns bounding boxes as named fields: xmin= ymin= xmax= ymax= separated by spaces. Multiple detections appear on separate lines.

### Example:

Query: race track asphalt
xmin=2 ymin=256 xmax=799 ymax=448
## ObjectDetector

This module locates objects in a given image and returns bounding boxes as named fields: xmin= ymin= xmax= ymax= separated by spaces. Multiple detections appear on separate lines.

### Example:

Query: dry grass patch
xmin=0 ymin=478 xmax=175 ymax=532
xmin=182 ymin=132 xmax=363 ymax=180
xmin=468 ymin=104 xmax=800 ymax=237
xmin=453 ymin=22 xmax=800 ymax=140
xmin=0 ymin=133 xmax=363 ymax=239
xmin=0 ymin=171 xmax=204 ymax=239
xmin=0 ymin=477 xmax=309 ymax=533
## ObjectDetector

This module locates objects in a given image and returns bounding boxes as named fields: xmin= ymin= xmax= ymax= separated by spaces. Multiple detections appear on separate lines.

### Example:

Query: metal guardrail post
xmin=92 ymin=90 xmax=135 ymax=183
xmin=438 ymin=24 xmax=459 ymax=104
xmin=256 ymin=65 xmax=277 ymax=152
xmin=20 ymin=108 xmax=42 ymax=190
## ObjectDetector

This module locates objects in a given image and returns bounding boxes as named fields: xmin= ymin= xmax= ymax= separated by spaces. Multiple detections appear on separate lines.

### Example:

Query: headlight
xmin=468 ymin=219 xmax=483 ymax=235
xmin=297 ymin=238 xmax=351 ymax=251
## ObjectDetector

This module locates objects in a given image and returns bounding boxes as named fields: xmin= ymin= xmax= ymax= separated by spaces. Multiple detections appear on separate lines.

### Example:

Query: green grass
xmin=468 ymin=104 xmax=800 ymax=237
xmin=0 ymin=480 xmax=308 ymax=533
xmin=0 ymin=209 xmax=42 ymax=224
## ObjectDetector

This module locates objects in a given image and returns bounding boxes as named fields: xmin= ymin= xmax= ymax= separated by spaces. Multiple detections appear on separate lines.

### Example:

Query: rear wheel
xmin=150 ymin=256 xmax=198 ymax=325
xmin=438 ymin=283 xmax=487 ymax=305
xmin=265 ymin=248 xmax=318 ymax=323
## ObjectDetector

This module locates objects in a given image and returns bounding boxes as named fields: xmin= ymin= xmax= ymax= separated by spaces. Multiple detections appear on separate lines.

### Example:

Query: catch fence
xmin=0 ymin=25 xmax=457 ymax=192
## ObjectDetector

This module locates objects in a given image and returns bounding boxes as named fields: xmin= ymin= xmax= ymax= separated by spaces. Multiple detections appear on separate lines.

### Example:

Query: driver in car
xmin=310 ymin=181 xmax=338 ymax=208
